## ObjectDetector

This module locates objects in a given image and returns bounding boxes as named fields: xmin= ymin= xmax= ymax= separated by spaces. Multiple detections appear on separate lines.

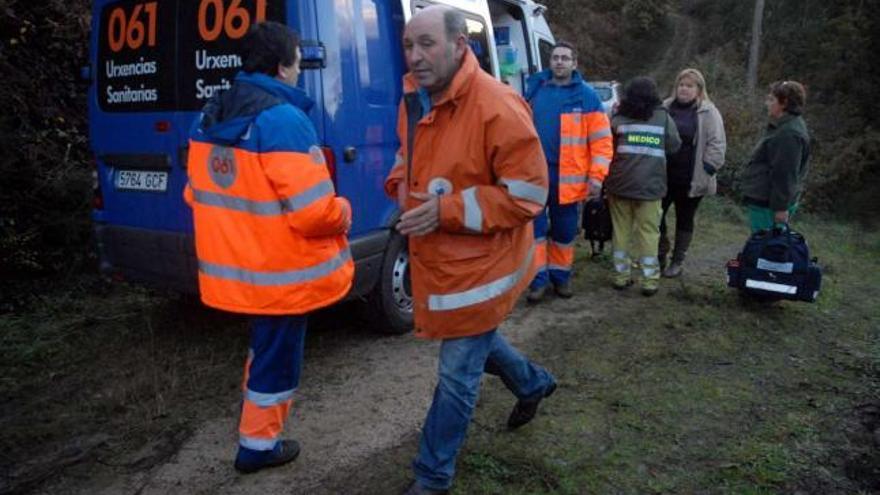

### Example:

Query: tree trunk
xmin=746 ymin=0 xmax=765 ymax=93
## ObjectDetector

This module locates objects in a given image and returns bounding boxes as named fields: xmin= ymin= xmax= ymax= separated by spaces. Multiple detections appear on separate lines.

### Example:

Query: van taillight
xmin=321 ymin=146 xmax=337 ymax=185
xmin=92 ymin=159 xmax=104 ymax=210
xmin=155 ymin=120 xmax=171 ymax=133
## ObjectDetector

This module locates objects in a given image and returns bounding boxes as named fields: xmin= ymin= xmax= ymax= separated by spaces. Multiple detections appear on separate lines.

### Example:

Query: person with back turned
xmin=184 ymin=22 xmax=353 ymax=474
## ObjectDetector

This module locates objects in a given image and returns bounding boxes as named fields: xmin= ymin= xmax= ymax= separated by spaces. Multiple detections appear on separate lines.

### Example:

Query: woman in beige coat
xmin=659 ymin=68 xmax=727 ymax=277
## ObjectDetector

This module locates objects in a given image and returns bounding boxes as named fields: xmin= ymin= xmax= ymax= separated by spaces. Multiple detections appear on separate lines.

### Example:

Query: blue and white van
xmin=88 ymin=0 xmax=555 ymax=333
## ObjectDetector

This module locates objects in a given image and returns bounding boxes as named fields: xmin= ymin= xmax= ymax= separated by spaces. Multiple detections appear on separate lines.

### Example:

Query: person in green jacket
xmin=605 ymin=77 xmax=681 ymax=296
xmin=741 ymin=81 xmax=811 ymax=232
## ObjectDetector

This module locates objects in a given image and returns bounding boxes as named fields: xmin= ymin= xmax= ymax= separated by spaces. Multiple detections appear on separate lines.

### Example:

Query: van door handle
xmin=343 ymin=146 xmax=357 ymax=163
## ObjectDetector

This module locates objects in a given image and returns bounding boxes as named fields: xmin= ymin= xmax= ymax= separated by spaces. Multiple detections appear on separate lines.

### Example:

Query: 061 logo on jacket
xmin=208 ymin=145 xmax=237 ymax=188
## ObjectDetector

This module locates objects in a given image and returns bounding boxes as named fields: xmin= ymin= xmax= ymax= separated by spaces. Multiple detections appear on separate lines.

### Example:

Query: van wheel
xmin=367 ymin=233 xmax=413 ymax=334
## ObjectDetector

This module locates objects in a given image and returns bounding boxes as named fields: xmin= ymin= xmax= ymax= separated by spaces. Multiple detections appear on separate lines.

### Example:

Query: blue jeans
xmin=413 ymin=330 xmax=555 ymax=490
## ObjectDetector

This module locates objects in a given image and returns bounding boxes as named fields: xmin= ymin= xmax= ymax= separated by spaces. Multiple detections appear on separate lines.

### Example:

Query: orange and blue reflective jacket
xmin=184 ymin=72 xmax=353 ymax=315
xmin=526 ymin=70 xmax=613 ymax=204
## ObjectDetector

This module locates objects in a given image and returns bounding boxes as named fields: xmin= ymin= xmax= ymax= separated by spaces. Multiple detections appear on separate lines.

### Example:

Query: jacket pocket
xmin=414 ymin=231 xmax=495 ymax=264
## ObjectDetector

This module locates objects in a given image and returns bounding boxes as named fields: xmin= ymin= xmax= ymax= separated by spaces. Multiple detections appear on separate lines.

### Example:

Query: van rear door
xmin=90 ymin=0 xmax=301 ymax=290
xmin=92 ymin=0 xmax=293 ymax=233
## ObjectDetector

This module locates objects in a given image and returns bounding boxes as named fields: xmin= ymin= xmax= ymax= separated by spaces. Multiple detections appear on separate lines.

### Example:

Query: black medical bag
xmin=726 ymin=226 xmax=822 ymax=302
xmin=581 ymin=196 xmax=613 ymax=256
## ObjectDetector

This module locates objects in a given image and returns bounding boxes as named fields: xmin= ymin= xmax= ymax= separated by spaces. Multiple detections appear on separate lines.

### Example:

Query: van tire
xmin=367 ymin=232 xmax=413 ymax=334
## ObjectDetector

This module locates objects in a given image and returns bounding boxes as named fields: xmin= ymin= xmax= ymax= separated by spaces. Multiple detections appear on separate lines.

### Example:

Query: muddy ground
xmin=28 ymin=287 xmax=597 ymax=495
xmin=4 ymin=204 xmax=879 ymax=494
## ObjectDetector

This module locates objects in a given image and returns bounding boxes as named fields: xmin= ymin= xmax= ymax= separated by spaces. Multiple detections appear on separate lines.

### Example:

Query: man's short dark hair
xmin=241 ymin=21 xmax=300 ymax=76
xmin=443 ymin=8 xmax=467 ymax=41
xmin=552 ymin=41 xmax=577 ymax=61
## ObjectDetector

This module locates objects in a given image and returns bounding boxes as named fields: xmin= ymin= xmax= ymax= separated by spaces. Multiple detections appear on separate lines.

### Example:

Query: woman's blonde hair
xmin=670 ymin=68 xmax=709 ymax=103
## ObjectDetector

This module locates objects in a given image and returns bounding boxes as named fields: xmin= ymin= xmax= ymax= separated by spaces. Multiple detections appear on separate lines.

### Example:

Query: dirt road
xmin=35 ymin=281 xmax=600 ymax=495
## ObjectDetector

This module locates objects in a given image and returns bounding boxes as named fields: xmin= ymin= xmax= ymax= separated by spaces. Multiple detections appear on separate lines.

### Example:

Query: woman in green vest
xmin=741 ymin=81 xmax=811 ymax=232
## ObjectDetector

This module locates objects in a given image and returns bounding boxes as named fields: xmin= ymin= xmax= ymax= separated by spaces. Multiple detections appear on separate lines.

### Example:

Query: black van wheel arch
xmin=366 ymin=232 xmax=413 ymax=334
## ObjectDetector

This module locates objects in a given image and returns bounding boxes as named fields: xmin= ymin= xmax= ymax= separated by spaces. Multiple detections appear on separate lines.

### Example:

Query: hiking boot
xmin=507 ymin=380 xmax=557 ymax=430
xmin=526 ymin=286 xmax=546 ymax=304
xmin=234 ymin=439 xmax=301 ymax=474
xmin=662 ymin=261 xmax=683 ymax=278
xmin=403 ymin=481 xmax=448 ymax=495
xmin=664 ymin=231 xmax=693 ymax=278
xmin=554 ymin=281 xmax=573 ymax=299
xmin=641 ymin=278 xmax=659 ymax=297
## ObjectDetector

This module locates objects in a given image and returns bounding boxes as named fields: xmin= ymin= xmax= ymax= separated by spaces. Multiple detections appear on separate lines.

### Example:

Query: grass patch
xmin=454 ymin=198 xmax=880 ymax=494
xmin=0 ymin=278 xmax=247 ymax=493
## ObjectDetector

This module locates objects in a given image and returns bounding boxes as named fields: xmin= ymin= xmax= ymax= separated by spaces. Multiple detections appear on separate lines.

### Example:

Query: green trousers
xmin=609 ymin=195 xmax=662 ymax=287
xmin=747 ymin=203 xmax=798 ymax=232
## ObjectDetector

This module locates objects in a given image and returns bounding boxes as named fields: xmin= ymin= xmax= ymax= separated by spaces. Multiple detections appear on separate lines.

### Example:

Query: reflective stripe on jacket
xmin=384 ymin=50 xmax=548 ymax=339
xmin=604 ymin=108 xmax=682 ymax=200
xmin=525 ymin=70 xmax=613 ymax=204
xmin=185 ymin=72 xmax=353 ymax=315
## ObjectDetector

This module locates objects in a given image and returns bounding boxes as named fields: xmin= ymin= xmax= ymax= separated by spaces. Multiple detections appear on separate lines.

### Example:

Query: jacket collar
xmin=196 ymin=72 xmax=315 ymax=145
xmin=769 ymin=112 xmax=797 ymax=129
xmin=403 ymin=48 xmax=480 ymax=109
xmin=663 ymin=96 xmax=714 ymax=113
xmin=235 ymin=71 xmax=314 ymax=113
xmin=525 ymin=69 xmax=585 ymax=99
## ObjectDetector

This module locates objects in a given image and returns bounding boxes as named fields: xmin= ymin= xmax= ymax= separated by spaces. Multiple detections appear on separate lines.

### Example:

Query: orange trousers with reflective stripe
xmin=530 ymin=185 xmax=580 ymax=289
xmin=236 ymin=315 xmax=306 ymax=459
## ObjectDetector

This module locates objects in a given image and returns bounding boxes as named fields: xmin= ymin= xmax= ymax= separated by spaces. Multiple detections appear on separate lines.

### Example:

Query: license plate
xmin=115 ymin=170 xmax=168 ymax=192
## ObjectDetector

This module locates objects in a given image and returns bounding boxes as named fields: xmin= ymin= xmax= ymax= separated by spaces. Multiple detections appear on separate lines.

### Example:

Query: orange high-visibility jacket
xmin=385 ymin=50 xmax=549 ymax=339
xmin=525 ymin=70 xmax=613 ymax=204
xmin=184 ymin=72 xmax=353 ymax=315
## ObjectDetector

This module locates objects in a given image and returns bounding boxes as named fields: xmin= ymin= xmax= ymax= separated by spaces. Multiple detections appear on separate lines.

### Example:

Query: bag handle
xmin=766 ymin=222 xmax=796 ymax=263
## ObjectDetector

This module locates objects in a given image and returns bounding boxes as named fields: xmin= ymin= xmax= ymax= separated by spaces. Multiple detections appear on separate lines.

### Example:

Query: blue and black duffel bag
xmin=726 ymin=225 xmax=822 ymax=302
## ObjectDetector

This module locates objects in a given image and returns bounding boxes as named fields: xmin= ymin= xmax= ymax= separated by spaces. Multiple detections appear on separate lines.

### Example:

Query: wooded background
xmin=1 ymin=0 xmax=878 ymax=297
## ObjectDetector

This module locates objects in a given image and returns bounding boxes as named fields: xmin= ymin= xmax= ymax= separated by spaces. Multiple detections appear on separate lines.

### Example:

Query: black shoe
xmin=234 ymin=439 xmax=301 ymax=474
xmin=554 ymin=281 xmax=573 ymax=299
xmin=507 ymin=380 xmax=557 ymax=430
xmin=403 ymin=481 xmax=448 ymax=495
xmin=526 ymin=286 xmax=546 ymax=304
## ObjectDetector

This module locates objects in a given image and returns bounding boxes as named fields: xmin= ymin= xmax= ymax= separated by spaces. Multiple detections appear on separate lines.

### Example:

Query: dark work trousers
xmin=660 ymin=185 xmax=703 ymax=235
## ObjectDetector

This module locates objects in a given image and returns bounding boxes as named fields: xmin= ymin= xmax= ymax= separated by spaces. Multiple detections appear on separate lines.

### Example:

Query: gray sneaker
xmin=662 ymin=261 xmax=683 ymax=278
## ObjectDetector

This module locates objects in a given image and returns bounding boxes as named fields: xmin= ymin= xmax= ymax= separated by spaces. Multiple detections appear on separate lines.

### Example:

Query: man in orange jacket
xmin=184 ymin=22 xmax=353 ymax=474
xmin=384 ymin=7 xmax=556 ymax=494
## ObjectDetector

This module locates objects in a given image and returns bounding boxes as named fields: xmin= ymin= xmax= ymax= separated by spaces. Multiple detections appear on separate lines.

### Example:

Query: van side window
xmin=463 ymin=17 xmax=492 ymax=75
xmin=356 ymin=0 xmax=397 ymax=104
xmin=538 ymin=38 xmax=553 ymax=71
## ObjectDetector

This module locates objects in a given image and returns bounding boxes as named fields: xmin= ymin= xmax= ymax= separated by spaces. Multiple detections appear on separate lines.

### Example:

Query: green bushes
xmin=0 ymin=1 xmax=93 ymax=286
